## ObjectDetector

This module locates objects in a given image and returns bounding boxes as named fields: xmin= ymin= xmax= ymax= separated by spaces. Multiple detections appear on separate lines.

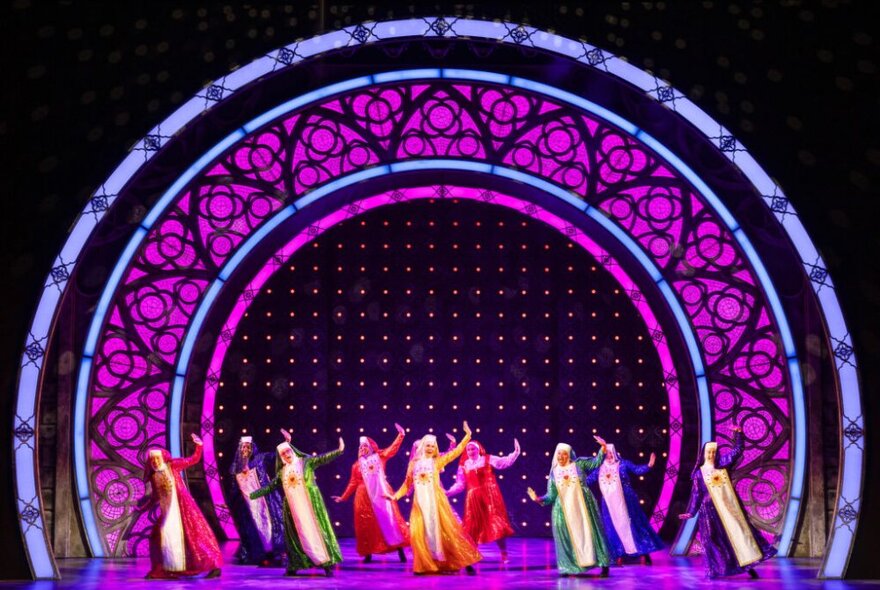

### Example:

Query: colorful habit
xmin=536 ymin=443 xmax=611 ymax=574
xmin=227 ymin=436 xmax=285 ymax=564
xmin=585 ymin=444 xmax=664 ymax=559
xmin=251 ymin=441 xmax=343 ymax=574
xmin=142 ymin=445 xmax=223 ymax=579
xmin=446 ymin=440 xmax=519 ymax=545
xmin=391 ymin=433 xmax=482 ymax=574
xmin=338 ymin=432 xmax=410 ymax=556
xmin=684 ymin=431 xmax=776 ymax=578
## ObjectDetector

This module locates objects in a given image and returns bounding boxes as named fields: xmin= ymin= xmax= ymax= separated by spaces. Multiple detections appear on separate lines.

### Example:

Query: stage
xmin=2 ymin=539 xmax=873 ymax=589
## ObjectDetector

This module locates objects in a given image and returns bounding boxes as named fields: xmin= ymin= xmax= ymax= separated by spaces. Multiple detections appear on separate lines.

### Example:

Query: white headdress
xmin=551 ymin=443 xmax=573 ymax=472
xmin=414 ymin=434 xmax=438 ymax=460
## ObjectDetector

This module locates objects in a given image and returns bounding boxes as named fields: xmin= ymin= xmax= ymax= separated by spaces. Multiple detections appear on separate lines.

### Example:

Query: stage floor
xmin=3 ymin=538 xmax=875 ymax=588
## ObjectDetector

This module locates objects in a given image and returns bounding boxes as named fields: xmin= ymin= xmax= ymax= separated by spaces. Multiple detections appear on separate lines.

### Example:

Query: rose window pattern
xmin=85 ymin=80 xmax=791 ymax=555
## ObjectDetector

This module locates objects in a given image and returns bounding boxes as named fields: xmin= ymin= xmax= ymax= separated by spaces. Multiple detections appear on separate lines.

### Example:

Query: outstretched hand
xmin=395 ymin=423 xmax=406 ymax=436
xmin=338 ymin=437 xmax=345 ymax=452
xmin=280 ymin=428 xmax=292 ymax=443
xmin=445 ymin=433 xmax=456 ymax=445
xmin=648 ymin=452 xmax=656 ymax=468
xmin=527 ymin=487 xmax=539 ymax=503
xmin=678 ymin=513 xmax=693 ymax=520
xmin=331 ymin=495 xmax=343 ymax=503
xmin=463 ymin=421 xmax=471 ymax=436
xmin=191 ymin=433 xmax=203 ymax=446
xmin=593 ymin=434 xmax=606 ymax=447
xmin=513 ymin=438 xmax=521 ymax=454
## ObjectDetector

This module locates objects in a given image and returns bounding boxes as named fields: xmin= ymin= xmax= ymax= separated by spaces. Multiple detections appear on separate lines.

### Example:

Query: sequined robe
xmin=338 ymin=432 xmax=410 ymax=556
xmin=446 ymin=445 xmax=518 ymax=544
xmin=537 ymin=451 xmax=610 ymax=573
xmin=228 ymin=450 xmax=285 ymax=564
xmin=144 ymin=445 xmax=223 ymax=578
xmin=251 ymin=447 xmax=343 ymax=573
xmin=391 ymin=433 xmax=482 ymax=574
xmin=685 ymin=431 xmax=776 ymax=577
xmin=586 ymin=459 xmax=664 ymax=559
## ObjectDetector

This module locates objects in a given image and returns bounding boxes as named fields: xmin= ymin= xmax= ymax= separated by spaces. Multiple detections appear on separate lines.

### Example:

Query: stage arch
xmin=13 ymin=19 xmax=861 ymax=580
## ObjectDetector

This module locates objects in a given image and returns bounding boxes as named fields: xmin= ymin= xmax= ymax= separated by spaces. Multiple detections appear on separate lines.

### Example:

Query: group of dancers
xmin=141 ymin=421 xmax=775 ymax=580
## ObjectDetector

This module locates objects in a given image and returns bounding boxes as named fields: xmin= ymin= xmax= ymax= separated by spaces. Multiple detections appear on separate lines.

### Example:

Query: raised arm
xmin=309 ymin=447 xmax=344 ymax=470
xmin=717 ymin=429 xmax=744 ymax=470
xmin=170 ymin=436 xmax=204 ymax=471
xmin=489 ymin=438 xmax=521 ymax=470
xmin=625 ymin=454 xmax=656 ymax=477
xmin=446 ymin=465 xmax=467 ymax=497
xmin=250 ymin=474 xmax=281 ymax=499
xmin=439 ymin=422 xmax=472 ymax=469
xmin=576 ymin=447 xmax=605 ymax=473
xmin=380 ymin=425 xmax=406 ymax=461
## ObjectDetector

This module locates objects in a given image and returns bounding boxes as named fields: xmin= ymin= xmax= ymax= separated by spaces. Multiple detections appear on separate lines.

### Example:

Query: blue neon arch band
xmin=72 ymin=68 xmax=805 ymax=561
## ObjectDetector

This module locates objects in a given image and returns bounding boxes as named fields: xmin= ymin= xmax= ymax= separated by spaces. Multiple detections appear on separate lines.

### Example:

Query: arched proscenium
xmin=76 ymin=72 xmax=797 ymax=562
xmin=197 ymin=184 xmax=687 ymax=541
xmin=13 ymin=19 xmax=860 ymax=579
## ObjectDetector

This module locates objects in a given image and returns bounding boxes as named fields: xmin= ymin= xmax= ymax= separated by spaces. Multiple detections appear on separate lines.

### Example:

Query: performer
xmin=387 ymin=422 xmax=482 ymax=575
xmin=251 ymin=430 xmax=344 ymax=577
xmin=332 ymin=423 xmax=410 ymax=563
xmin=142 ymin=433 xmax=223 ymax=579
xmin=228 ymin=436 xmax=285 ymax=565
xmin=445 ymin=436 xmax=520 ymax=563
xmin=585 ymin=443 xmax=664 ymax=564
xmin=678 ymin=426 xmax=776 ymax=579
xmin=528 ymin=436 xmax=610 ymax=577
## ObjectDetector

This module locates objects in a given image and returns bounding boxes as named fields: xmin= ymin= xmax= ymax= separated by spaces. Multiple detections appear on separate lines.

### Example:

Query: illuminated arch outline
xmin=11 ymin=19 xmax=860 ymax=580
xmin=77 ymin=70 xmax=798 ymax=561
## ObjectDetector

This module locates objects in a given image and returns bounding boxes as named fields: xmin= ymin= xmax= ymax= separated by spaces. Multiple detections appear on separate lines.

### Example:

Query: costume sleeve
xmin=439 ymin=430 xmax=471 ymax=469
xmin=717 ymin=430 xmax=744 ymax=470
xmin=626 ymin=459 xmax=653 ymax=476
xmin=685 ymin=474 xmax=704 ymax=515
xmin=585 ymin=466 xmax=599 ymax=486
xmin=250 ymin=475 xmax=280 ymax=499
xmin=339 ymin=463 xmax=360 ymax=501
xmin=488 ymin=444 xmax=520 ymax=470
xmin=575 ymin=447 xmax=605 ymax=473
xmin=538 ymin=477 xmax=558 ymax=506
xmin=380 ymin=431 xmax=405 ymax=461
xmin=391 ymin=464 xmax=414 ymax=501
xmin=446 ymin=466 xmax=466 ymax=496
xmin=170 ymin=443 xmax=203 ymax=471
xmin=308 ymin=447 xmax=343 ymax=469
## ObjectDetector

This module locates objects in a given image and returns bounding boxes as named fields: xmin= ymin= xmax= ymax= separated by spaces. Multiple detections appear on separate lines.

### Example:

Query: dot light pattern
xmin=208 ymin=196 xmax=673 ymax=540
xmin=201 ymin=191 xmax=682 ymax=537
xmin=80 ymin=77 xmax=792 ymax=557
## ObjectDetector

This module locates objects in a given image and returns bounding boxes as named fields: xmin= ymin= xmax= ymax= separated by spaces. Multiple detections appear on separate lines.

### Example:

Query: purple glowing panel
xmin=84 ymin=79 xmax=791 ymax=555
xmin=200 ymin=185 xmax=683 ymax=540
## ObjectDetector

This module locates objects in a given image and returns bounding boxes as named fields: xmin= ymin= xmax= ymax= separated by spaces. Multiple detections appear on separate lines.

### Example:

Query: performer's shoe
xmin=642 ymin=554 xmax=653 ymax=566
xmin=363 ymin=554 xmax=373 ymax=564
xmin=397 ymin=548 xmax=407 ymax=563
xmin=747 ymin=568 xmax=759 ymax=579
xmin=324 ymin=566 xmax=335 ymax=577
xmin=465 ymin=565 xmax=477 ymax=575
xmin=205 ymin=568 xmax=222 ymax=579
xmin=500 ymin=551 xmax=510 ymax=564
xmin=599 ymin=567 xmax=610 ymax=578
xmin=616 ymin=557 xmax=624 ymax=566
